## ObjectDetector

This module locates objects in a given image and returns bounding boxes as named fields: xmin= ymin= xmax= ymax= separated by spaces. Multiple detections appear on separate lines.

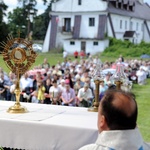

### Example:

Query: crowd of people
xmin=0 ymin=54 xmax=150 ymax=107
xmin=0 ymin=53 xmax=150 ymax=150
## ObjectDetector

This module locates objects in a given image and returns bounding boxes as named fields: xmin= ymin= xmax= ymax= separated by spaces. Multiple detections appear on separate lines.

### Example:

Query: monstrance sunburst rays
xmin=0 ymin=32 xmax=37 ymax=113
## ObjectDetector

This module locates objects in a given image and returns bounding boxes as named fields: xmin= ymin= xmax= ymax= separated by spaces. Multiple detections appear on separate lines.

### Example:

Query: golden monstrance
xmin=1 ymin=33 xmax=37 ymax=113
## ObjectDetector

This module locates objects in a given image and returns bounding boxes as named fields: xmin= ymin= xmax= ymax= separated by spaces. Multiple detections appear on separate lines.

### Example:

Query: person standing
xmin=63 ymin=50 xmax=68 ymax=59
xmin=80 ymin=50 xmax=85 ymax=59
xmin=41 ymin=58 xmax=50 ymax=69
xmin=74 ymin=50 xmax=78 ymax=59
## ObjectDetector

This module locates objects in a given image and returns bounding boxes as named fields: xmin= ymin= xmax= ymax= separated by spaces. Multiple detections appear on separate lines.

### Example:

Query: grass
xmin=0 ymin=53 xmax=65 ymax=73
xmin=0 ymin=52 xmax=150 ymax=142
xmin=132 ymin=79 xmax=150 ymax=142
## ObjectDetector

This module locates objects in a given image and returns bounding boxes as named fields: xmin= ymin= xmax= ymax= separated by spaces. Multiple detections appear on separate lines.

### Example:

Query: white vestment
xmin=79 ymin=128 xmax=150 ymax=150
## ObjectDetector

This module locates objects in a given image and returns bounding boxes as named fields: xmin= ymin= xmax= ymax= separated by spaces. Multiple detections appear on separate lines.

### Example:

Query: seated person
xmin=0 ymin=73 xmax=6 ymax=100
xmin=74 ymin=78 xmax=82 ymax=93
xmin=79 ymin=90 xmax=150 ymax=150
xmin=58 ymin=79 xmax=66 ymax=93
xmin=31 ymin=80 xmax=45 ymax=104
xmin=77 ymin=83 xmax=93 ymax=107
xmin=136 ymin=68 xmax=147 ymax=85
xmin=49 ymin=80 xmax=61 ymax=105
xmin=61 ymin=83 xmax=76 ymax=106
xmin=20 ymin=72 xmax=33 ymax=102
xmin=99 ymin=81 xmax=108 ymax=101
xmin=44 ymin=78 xmax=52 ymax=104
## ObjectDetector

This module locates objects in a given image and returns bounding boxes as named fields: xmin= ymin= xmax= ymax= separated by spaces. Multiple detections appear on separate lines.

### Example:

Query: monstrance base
xmin=88 ymin=106 xmax=98 ymax=112
xmin=7 ymin=102 xmax=28 ymax=113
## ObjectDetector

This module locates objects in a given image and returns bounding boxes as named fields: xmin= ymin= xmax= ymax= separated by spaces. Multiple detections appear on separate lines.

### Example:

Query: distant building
xmin=43 ymin=0 xmax=150 ymax=54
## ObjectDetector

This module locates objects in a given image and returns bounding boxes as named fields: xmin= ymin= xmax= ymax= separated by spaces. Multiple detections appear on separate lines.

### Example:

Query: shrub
xmin=102 ymin=38 xmax=150 ymax=57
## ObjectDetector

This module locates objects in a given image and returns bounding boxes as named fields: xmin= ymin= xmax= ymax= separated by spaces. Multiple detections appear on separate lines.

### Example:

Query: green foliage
xmin=7 ymin=7 xmax=27 ymax=38
xmin=33 ymin=14 xmax=48 ymax=40
xmin=48 ymin=47 xmax=64 ymax=54
xmin=33 ymin=0 xmax=60 ymax=40
xmin=3 ymin=0 xmax=61 ymax=41
xmin=132 ymin=79 xmax=150 ymax=142
xmin=102 ymin=37 xmax=150 ymax=58
xmin=0 ymin=22 xmax=9 ymax=43
xmin=0 ymin=1 xmax=8 ymax=22
xmin=0 ymin=2 xmax=9 ymax=51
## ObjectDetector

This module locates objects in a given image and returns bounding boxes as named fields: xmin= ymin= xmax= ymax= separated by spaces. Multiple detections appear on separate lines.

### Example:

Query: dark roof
xmin=107 ymin=0 xmax=150 ymax=21
xmin=123 ymin=0 xmax=128 ymax=5
xmin=129 ymin=0 xmax=135 ymax=6
xmin=123 ymin=31 xmax=135 ymax=37
xmin=65 ymin=38 xmax=103 ymax=41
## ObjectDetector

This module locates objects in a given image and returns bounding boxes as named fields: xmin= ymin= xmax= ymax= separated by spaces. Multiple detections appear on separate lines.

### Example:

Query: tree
xmin=32 ymin=14 xmax=45 ymax=40
xmin=17 ymin=0 xmax=37 ymax=40
xmin=32 ymin=2 xmax=51 ymax=40
xmin=33 ymin=0 xmax=60 ymax=40
xmin=0 ymin=0 xmax=7 ymax=22
xmin=7 ymin=7 xmax=27 ymax=38
xmin=15 ymin=0 xmax=60 ymax=40
xmin=0 ymin=0 xmax=9 ymax=51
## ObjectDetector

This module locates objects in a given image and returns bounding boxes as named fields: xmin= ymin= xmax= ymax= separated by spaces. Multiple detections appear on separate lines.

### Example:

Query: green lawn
xmin=132 ymin=79 xmax=150 ymax=142
xmin=0 ymin=53 xmax=150 ymax=142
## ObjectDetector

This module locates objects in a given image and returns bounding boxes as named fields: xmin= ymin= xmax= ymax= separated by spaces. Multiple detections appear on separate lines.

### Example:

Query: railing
xmin=60 ymin=26 xmax=74 ymax=34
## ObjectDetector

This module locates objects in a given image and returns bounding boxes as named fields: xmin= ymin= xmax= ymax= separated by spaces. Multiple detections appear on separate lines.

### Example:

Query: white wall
xmin=56 ymin=32 xmax=72 ymax=48
xmin=64 ymin=40 xmax=80 ymax=54
xmin=51 ymin=11 xmax=107 ymax=39
xmin=85 ymin=40 xmax=109 ymax=54
xmin=52 ymin=11 xmax=107 ymax=45
xmin=143 ymin=20 xmax=150 ymax=43
xmin=130 ymin=18 xmax=144 ymax=43
xmin=109 ymin=14 xmax=145 ymax=43
xmin=80 ymin=13 xmax=103 ymax=38
xmin=52 ymin=0 xmax=107 ymax=12
xmin=63 ymin=39 xmax=109 ymax=55
xmin=110 ymin=14 xmax=130 ymax=40
xmin=42 ymin=21 xmax=51 ymax=52
xmin=43 ymin=0 xmax=150 ymax=54
xmin=53 ymin=13 xmax=75 ymax=28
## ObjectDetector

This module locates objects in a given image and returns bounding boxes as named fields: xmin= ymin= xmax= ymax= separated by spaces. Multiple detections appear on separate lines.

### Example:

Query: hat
xmin=78 ymin=64 xmax=81 ymax=68
xmin=65 ymin=79 xmax=70 ymax=84
xmin=60 ymin=79 xmax=65 ymax=83
xmin=76 ymin=74 xmax=80 ymax=79
xmin=76 ymin=76 xmax=80 ymax=81
xmin=106 ymin=72 xmax=111 ymax=75
xmin=107 ymin=81 xmax=112 ymax=85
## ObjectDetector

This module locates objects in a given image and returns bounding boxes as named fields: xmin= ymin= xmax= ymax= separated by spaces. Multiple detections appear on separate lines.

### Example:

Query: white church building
xmin=43 ymin=0 xmax=150 ymax=55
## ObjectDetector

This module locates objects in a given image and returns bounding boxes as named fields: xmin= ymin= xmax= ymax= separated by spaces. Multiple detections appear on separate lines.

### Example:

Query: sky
xmin=3 ymin=0 xmax=47 ymax=22
xmin=2 ymin=0 xmax=150 ymax=22
xmin=144 ymin=0 xmax=150 ymax=4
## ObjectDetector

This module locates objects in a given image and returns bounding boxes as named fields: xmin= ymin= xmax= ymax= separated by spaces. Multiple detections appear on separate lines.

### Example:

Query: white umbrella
xmin=102 ymin=68 xmax=116 ymax=75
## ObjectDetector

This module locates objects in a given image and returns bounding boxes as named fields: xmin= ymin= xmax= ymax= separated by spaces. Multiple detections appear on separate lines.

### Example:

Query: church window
xmin=89 ymin=18 xmax=95 ymax=26
xmin=78 ymin=0 xmax=82 ymax=5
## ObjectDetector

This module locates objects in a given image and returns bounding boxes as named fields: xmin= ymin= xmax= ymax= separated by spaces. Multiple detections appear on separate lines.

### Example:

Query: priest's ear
xmin=97 ymin=114 xmax=109 ymax=132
